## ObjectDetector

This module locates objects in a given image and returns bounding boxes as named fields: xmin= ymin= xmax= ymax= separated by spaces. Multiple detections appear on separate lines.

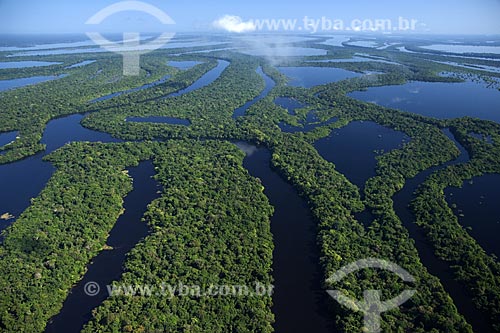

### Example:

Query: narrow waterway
xmin=232 ymin=67 xmax=276 ymax=118
xmin=167 ymin=60 xmax=229 ymax=98
xmin=88 ymin=60 xmax=230 ymax=104
xmin=89 ymin=75 xmax=172 ymax=103
xmin=0 ymin=114 xmax=121 ymax=230
xmin=0 ymin=74 xmax=67 ymax=92
xmin=237 ymin=142 xmax=335 ymax=333
xmin=391 ymin=129 xmax=492 ymax=332
xmin=45 ymin=160 xmax=161 ymax=333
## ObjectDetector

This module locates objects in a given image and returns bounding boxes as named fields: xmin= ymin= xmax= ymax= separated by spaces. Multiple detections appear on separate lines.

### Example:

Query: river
xmin=391 ymin=129 xmax=492 ymax=332
xmin=45 ymin=160 xmax=161 ymax=333
xmin=237 ymin=142 xmax=335 ymax=333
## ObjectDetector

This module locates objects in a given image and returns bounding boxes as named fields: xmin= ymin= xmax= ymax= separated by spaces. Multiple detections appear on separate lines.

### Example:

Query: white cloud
xmin=213 ymin=15 xmax=256 ymax=33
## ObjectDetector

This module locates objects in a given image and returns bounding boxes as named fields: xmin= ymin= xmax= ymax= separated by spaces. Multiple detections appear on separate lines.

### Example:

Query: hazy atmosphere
xmin=1 ymin=0 xmax=500 ymax=34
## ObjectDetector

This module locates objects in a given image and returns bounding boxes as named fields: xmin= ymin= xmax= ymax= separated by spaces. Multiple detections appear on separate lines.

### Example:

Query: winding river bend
xmin=168 ymin=59 xmax=229 ymax=98
xmin=232 ymin=67 xmax=337 ymax=331
xmin=391 ymin=129 xmax=491 ymax=332
xmin=232 ymin=67 xmax=275 ymax=118
xmin=237 ymin=142 xmax=335 ymax=333
xmin=45 ymin=160 xmax=161 ymax=333
xmin=87 ymin=59 xmax=230 ymax=104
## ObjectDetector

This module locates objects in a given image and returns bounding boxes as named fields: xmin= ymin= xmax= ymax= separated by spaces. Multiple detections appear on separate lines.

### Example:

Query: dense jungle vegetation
xmin=1 ymin=35 xmax=499 ymax=332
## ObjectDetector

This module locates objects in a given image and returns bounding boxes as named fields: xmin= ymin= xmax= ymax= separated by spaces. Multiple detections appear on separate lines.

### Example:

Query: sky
xmin=0 ymin=0 xmax=499 ymax=35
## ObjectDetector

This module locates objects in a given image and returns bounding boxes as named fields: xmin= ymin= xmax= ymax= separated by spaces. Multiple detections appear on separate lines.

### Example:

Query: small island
xmin=0 ymin=212 xmax=15 ymax=221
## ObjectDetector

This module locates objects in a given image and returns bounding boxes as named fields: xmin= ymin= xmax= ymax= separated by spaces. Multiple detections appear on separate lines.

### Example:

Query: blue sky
xmin=0 ymin=0 xmax=499 ymax=35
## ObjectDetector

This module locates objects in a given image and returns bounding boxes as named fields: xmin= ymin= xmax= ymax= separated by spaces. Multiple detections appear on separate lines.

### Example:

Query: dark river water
xmin=0 ymin=131 xmax=18 ymax=147
xmin=232 ymin=67 xmax=275 ymax=118
xmin=45 ymin=160 xmax=160 ymax=333
xmin=89 ymin=60 xmax=229 ymax=103
xmin=445 ymin=173 xmax=500 ymax=258
xmin=391 ymin=129 xmax=493 ymax=332
xmin=89 ymin=75 xmax=172 ymax=103
xmin=343 ymin=70 xmax=500 ymax=329
xmin=234 ymin=68 xmax=336 ymax=331
xmin=1 ymin=55 xmax=499 ymax=332
xmin=1 ymin=59 xmax=230 ymax=228
xmin=237 ymin=142 xmax=335 ymax=333
xmin=168 ymin=59 xmax=229 ymax=97
xmin=349 ymin=80 xmax=500 ymax=123
xmin=0 ymin=114 xmax=121 ymax=230
xmin=344 ymin=67 xmax=500 ymax=328
xmin=0 ymin=74 xmax=66 ymax=92
xmin=314 ymin=121 xmax=409 ymax=189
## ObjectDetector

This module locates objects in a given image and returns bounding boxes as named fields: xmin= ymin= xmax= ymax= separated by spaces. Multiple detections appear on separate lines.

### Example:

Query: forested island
xmin=1 ymin=33 xmax=500 ymax=332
